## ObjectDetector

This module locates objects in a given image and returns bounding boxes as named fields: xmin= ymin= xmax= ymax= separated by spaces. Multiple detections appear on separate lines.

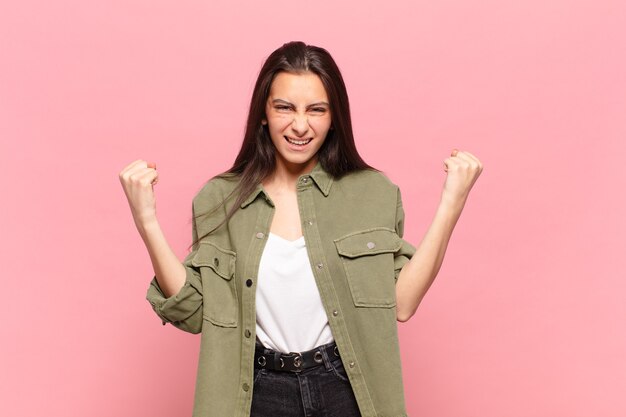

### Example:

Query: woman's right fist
xmin=119 ymin=159 xmax=160 ymax=227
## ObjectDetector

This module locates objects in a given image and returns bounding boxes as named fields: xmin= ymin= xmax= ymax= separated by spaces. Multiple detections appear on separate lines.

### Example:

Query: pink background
xmin=1 ymin=0 xmax=625 ymax=416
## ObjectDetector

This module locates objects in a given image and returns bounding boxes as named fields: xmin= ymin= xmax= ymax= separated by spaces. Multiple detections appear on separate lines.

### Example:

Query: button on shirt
xmin=146 ymin=160 xmax=417 ymax=417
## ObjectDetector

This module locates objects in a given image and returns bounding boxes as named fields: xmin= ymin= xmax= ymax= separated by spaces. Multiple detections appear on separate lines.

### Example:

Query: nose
xmin=291 ymin=113 xmax=309 ymax=136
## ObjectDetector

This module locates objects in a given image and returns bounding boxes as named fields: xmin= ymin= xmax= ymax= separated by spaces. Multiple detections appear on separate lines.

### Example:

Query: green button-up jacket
xmin=146 ymin=160 xmax=417 ymax=417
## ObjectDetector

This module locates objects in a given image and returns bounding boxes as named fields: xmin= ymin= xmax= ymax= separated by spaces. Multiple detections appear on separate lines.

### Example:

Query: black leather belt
xmin=254 ymin=340 xmax=340 ymax=373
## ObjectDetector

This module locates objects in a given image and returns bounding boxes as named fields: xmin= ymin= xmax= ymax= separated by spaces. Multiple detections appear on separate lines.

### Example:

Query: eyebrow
xmin=271 ymin=99 xmax=330 ymax=107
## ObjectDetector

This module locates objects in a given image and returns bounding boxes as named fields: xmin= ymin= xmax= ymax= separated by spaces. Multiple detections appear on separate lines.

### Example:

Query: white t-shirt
xmin=255 ymin=232 xmax=334 ymax=353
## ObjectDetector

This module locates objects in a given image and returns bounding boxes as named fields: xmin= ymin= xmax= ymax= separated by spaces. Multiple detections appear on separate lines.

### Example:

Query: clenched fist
xmin=442 ymin=149 xmax=483 ymax=205
xmin=119 ymin=159 xmax=160 ymax=228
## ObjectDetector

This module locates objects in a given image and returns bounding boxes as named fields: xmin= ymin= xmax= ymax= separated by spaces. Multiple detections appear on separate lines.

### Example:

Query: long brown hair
xmin=189 ymin=41 xmax=377 ymax=250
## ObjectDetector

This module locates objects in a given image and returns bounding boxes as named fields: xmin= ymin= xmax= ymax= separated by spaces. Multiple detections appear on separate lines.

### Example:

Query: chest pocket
xmin=191 ymin=242 xmax=238 ymax=327
xmin=334 ymin=227 xmax=402 ymax=308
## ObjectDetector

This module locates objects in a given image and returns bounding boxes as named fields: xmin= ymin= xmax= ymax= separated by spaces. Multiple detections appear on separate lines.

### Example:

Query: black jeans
xmin=251 ymin=340 xmax=362 ymax=416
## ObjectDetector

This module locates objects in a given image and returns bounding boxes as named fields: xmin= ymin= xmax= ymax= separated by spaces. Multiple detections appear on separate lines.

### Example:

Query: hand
xmin=442 ymin=149 xmax=483 ymax=205
xmin=118 ymin=159 xmax=160 ymax=228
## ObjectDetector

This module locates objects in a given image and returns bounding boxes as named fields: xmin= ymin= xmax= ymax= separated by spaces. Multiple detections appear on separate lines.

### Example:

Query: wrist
xmin=135 ymin=215 xmax=160 ymax=236
xmin=439 ymin=192 xmax=467 ymax=213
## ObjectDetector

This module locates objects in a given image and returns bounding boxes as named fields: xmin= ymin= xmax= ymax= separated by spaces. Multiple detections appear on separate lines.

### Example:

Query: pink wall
xmin=1 ymin=0 xmax=624 ymax=416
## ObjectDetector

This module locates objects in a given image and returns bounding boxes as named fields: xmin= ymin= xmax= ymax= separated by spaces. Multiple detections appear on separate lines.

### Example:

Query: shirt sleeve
xmin=394 ymin=186 xmax=417 ymax=282
xmin=145 ymin=199 xmax=204 ymax=334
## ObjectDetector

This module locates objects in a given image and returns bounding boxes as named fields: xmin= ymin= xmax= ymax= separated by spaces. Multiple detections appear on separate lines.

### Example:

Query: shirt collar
xmin=240 ymin=160 xmax=333 ymax=209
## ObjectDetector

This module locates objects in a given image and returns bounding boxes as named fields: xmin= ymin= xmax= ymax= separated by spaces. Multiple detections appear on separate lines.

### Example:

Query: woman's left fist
xmin=442 ymin=149 xmax=483 ymax=204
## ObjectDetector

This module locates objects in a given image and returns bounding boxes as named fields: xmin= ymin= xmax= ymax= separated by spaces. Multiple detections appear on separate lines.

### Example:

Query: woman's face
xmin=263 ymin=71 xmax=332 ymax=172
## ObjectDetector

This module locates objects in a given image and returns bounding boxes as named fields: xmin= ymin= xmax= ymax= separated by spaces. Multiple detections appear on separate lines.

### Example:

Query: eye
xmin=311 ymin=108 xmax=326 ymax=113
xmin=275 ymin=105 xmax=291 ymax=111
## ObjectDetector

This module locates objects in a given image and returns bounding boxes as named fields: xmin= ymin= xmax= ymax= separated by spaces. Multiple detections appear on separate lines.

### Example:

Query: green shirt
xmin=146 ymin=160 xmax=417 ymax=417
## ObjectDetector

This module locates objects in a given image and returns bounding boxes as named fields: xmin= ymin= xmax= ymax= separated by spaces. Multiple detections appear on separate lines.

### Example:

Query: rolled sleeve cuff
xmin=146 ymin=265 xmax=203 ymax=325
xmin=394 ymin=238 xmax=417 ymax=282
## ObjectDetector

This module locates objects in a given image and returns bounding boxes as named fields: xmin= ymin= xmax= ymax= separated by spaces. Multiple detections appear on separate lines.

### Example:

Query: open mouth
xmin=284 ymin=136 xmax=313 ymax=146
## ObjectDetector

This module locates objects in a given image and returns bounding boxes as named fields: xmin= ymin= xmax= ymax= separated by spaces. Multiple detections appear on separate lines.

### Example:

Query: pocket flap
xmin=334 ymin=227 xmax=402 ymax=258
xmin=191 ymin=242 xmax=236 ymax=280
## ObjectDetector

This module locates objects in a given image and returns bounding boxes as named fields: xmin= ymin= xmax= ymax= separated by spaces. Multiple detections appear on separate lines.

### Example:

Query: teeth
xmin=285 ymin=136 xmax=312 ymax=145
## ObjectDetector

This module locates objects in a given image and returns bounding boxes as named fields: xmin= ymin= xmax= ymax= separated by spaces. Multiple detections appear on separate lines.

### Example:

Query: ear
xmin=261 ymin=119 xmax=267 ymax=125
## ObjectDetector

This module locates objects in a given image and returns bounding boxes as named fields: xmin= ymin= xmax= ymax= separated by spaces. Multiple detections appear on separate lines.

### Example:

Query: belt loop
xmin=319 ymin=344 xmax=333 ymax=371
xmin=273 ymin=351 xmax=282 ymax=370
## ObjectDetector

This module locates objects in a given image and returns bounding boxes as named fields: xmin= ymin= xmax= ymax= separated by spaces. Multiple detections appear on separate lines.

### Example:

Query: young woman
xmin=119 ymin=41 xmax=482 ymax=417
